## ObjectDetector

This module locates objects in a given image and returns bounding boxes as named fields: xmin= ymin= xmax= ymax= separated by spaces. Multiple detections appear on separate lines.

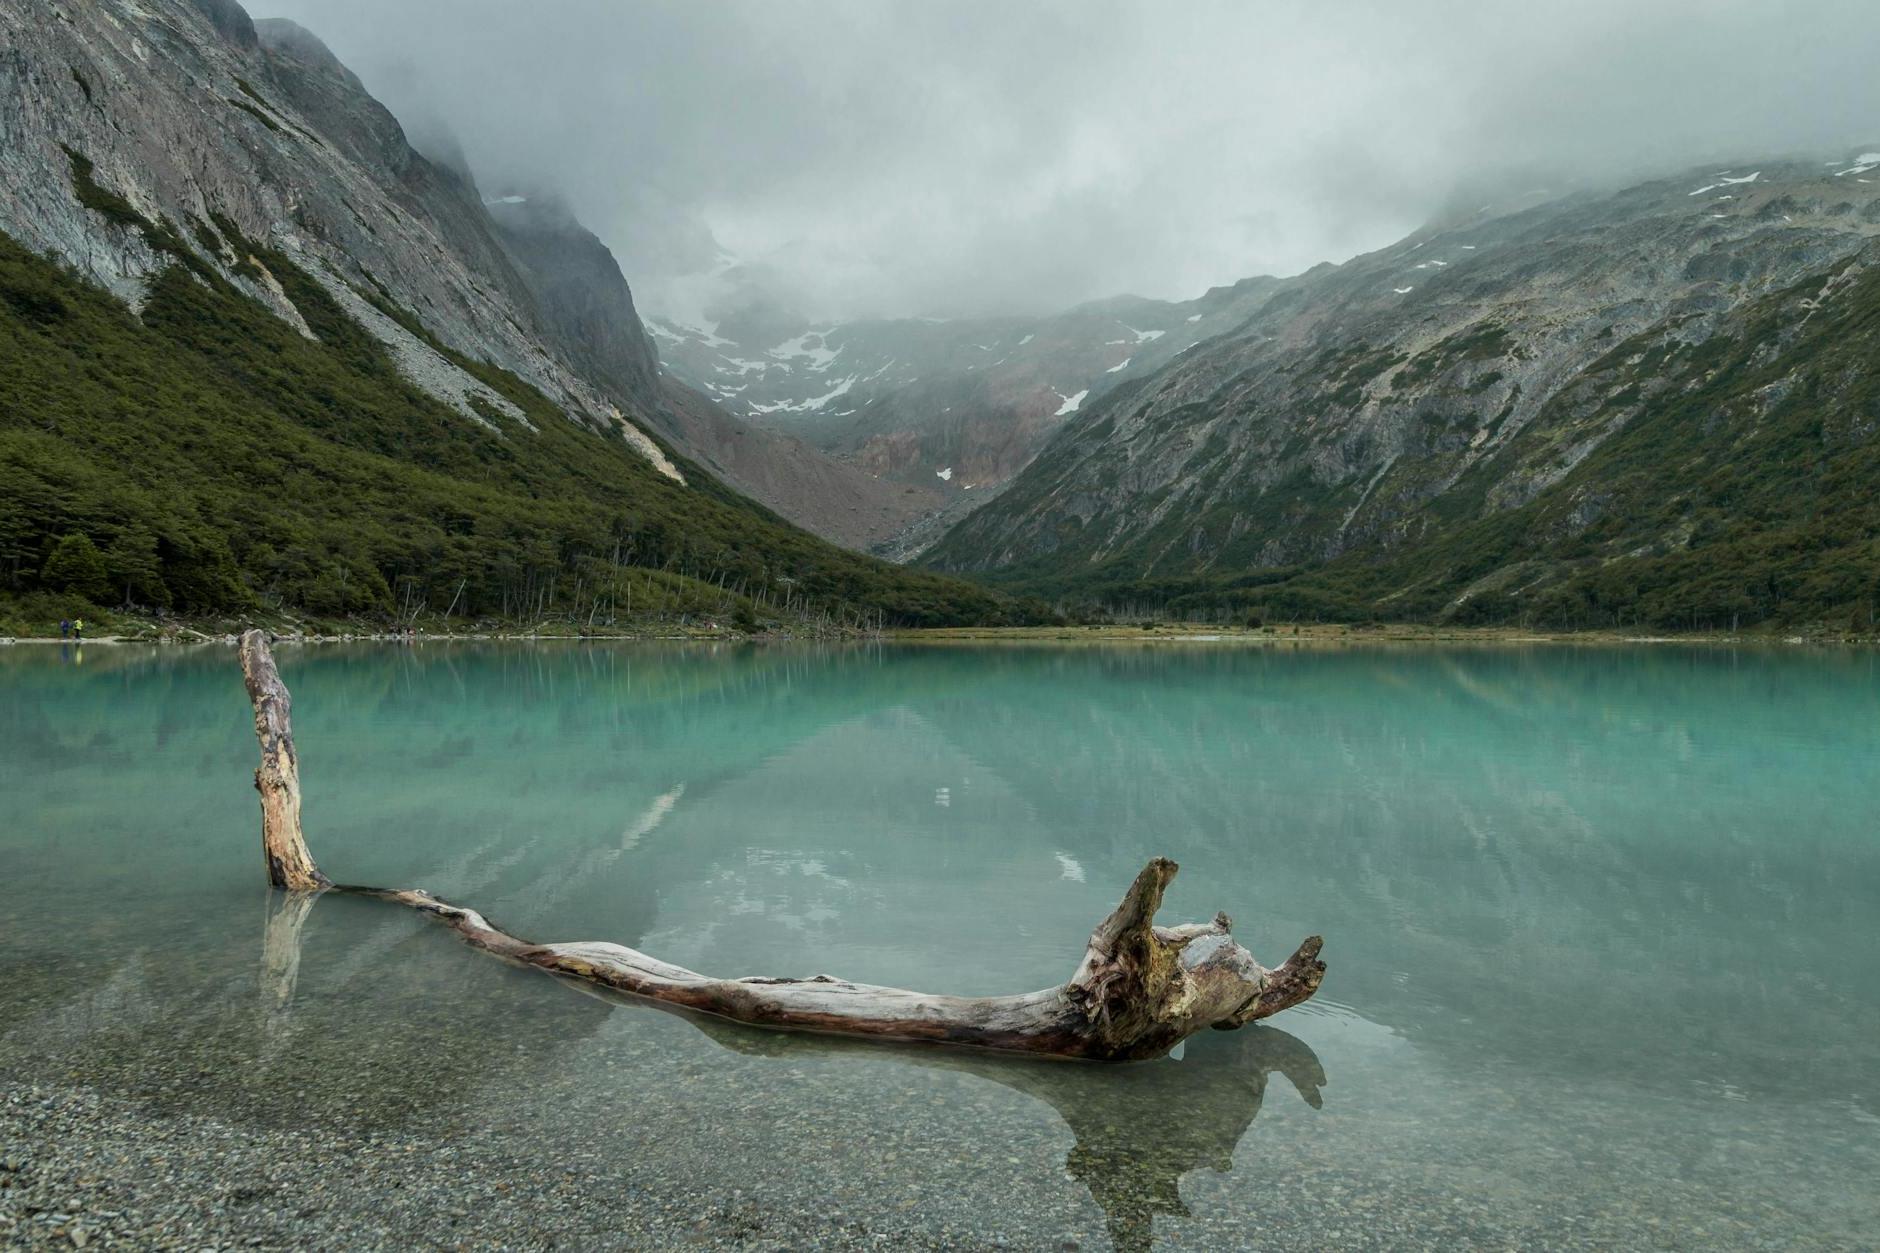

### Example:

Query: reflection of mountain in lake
xmin=578 ymin=643 xmax=1880 ymax=1105
xmin=4 ymin=642 xmax=1876 ymax=1139
xmin=899 ymin=646 xmax=1880 ymax=1104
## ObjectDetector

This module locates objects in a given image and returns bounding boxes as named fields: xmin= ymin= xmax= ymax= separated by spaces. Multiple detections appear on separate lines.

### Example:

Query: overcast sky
xmin=258 ymin=0 xmax=1880 ymax=324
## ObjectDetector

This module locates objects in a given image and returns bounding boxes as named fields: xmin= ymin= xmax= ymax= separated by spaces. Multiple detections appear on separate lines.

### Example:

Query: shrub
xmin=40 ymin=533 xmax=110 ymax=602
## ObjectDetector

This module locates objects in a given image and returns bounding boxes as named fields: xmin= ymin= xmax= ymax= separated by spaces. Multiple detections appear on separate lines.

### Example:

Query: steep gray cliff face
xmin=0 ymin=0 xmax=682 ymax=473
xmin=927 ymin=157 xmax=1880 ymax=583
xmin=251 ymin=16 xmax=539 ymax=336
xmin=483 ymin=191 xmax=662 ymax=413
xmin=186 ymin=0 xmax=257 ymax=48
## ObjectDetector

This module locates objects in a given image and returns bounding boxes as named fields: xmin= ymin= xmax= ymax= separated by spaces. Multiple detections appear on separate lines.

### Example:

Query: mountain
xmin=650 ymin=276 xmax=1282 ymax=555
xmin=479 ymin=192 xmax=926 ymax=549
xmin=478 ymin=189 xmax=663 ymax=414
xmin=926 ymin=156 xmax=1880 ymax=630
xmin=0 ymin=0 xmax=1017 ymax=628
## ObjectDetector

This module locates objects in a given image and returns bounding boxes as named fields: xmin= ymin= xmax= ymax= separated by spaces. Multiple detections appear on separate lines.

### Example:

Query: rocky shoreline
xmin=0 ymin=1080 xmax=964 ymax=1251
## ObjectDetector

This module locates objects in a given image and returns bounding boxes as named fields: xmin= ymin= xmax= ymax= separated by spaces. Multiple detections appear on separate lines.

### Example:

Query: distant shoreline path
xmin=0 ymin=624 xmax=1866 ymax=648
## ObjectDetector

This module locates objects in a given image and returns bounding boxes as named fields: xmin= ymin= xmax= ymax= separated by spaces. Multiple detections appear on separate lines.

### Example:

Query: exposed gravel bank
xmin=0 ymin=1081 xmax=973 ymax=1251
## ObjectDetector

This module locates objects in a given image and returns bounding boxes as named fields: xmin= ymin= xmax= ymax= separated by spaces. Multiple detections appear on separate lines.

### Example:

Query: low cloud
xmin=259 ymin=0 xmax=1880 ymax=321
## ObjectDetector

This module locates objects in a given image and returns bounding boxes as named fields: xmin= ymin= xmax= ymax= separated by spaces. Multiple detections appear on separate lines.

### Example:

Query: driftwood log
xmin=236 ymin=630 xmax=1324 ymax=1060
xmin=255 ymin=892 xmax=1325 ymax=1253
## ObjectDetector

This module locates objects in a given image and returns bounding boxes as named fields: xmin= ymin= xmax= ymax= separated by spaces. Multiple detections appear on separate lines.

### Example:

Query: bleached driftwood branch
xmin=237 ymin=630 xmax=1324 ymax=1060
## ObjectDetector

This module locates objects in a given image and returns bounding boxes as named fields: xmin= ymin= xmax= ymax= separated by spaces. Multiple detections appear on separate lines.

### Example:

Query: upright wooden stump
xmin=238 ymin=630 xmax=327 ymax=892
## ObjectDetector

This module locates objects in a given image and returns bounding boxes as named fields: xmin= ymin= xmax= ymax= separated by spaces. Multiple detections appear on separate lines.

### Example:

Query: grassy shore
xmin=4 ymin=592 xmax=1876 ymax=649
xmin=887 ymin=622 xmax=1872 ymax=646
xmin=5 ymin=616 xmax=1874 ymax=648
xmin=0 ymin=603 xmax=811 ymax=645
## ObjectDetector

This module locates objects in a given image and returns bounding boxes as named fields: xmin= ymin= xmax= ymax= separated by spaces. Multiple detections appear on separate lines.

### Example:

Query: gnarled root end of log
xmin=234 ymin=631 xmax=1325 ymax=1059
xmin=1239 ymin=935 xmax=1327 ymax=1024
xmin=1067 ymin=858 xmax=1325 ymax=1058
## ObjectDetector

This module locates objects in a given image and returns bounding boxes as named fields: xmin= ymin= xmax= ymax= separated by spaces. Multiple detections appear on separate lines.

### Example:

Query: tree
xmin=40 ymin=532 xmax=110 ymax=602
xmin=105 ymin=523 xmax=169 ymax=608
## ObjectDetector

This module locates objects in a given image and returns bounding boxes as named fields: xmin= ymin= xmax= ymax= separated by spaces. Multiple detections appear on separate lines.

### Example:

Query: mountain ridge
xmin=922 ymin=152 xmax=1880 ymax=628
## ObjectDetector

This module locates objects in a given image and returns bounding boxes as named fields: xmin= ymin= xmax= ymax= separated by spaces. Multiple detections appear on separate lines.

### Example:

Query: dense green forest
xmin=0 ymin=192 xmax=1030 ymax=634
xmin=949 ymin=255 xmax=1880 ymax=634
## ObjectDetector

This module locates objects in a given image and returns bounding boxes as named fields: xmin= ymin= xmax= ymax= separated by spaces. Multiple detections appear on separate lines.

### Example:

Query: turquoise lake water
xmin=1 ymin=641 xmax=1877 ymax=1248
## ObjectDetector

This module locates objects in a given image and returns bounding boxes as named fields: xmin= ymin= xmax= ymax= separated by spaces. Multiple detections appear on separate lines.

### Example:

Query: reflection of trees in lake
xmin=0 ymin=887 xmax=620 ymax=1131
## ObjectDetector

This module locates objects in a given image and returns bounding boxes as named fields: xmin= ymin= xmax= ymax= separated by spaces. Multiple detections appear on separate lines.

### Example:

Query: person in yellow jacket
xmin=72 ymin=617 xmax=84 ymax=642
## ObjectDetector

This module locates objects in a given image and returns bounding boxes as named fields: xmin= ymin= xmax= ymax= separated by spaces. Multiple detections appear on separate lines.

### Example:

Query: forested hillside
xmin=0 ymin=222 xmax=1015 ymax=630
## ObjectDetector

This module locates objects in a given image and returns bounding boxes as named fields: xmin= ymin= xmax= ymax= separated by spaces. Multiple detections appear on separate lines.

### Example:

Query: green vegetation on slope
xmin=940 ymin=256 xmax=1880 ymax=633
xmin=0 ymin=203 xmax=1027 ymax=630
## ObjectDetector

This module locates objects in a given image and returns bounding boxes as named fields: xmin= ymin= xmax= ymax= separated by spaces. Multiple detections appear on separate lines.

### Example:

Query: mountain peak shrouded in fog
xmin=255 ymin=1 xmax=1880 ymax=324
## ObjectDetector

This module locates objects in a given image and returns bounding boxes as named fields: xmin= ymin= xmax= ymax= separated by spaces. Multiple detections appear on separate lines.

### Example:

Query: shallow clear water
xmin=2 ymin=641 xmax=1877 ymax=1249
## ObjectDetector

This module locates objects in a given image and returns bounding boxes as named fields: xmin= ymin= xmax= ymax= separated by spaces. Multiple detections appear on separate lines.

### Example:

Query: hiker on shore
xmin=73 ymin=617 xmax=84 ymax=642
xmin=59 ymin=619 xmax=70 ymax=639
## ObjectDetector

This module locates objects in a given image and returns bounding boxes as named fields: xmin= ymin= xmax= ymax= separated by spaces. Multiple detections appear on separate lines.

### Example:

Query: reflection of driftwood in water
xmin=260 ymin=888 xmax=318 ymax=1029
xmin=238 ymin=630 xmax=1325 ymax=1060
xmin=677 ymin=1007 xmax=1326 ymax=1253
xmin=1052 ymin=1029 xmax=1323 ymax=1252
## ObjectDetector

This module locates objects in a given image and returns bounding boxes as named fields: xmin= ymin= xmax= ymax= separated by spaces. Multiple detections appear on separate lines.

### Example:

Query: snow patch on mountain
xmin=749 ymin=374 xmax=857 ymax=415
xmin=768 ymin=332 xmax=841 ymax=371
xmin=1689 ymin=171 xmax=1760 ymax=195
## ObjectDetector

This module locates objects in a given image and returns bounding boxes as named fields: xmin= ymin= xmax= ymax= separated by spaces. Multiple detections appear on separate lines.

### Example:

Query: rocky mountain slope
xmin=927 ymin=156 xmax=1880 ymax=629
xmin=478 ymin=189 xmax=663 ymax=415
xmin=3 ymin=0 xmax=668 ymax=467
xmin=477 ymin=192 xmax=929 ymax=549
xmin=0 ymin=0 xmax=1016 ymax=627
xmin=651 ymin=276 xmax=1281 ymax=553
